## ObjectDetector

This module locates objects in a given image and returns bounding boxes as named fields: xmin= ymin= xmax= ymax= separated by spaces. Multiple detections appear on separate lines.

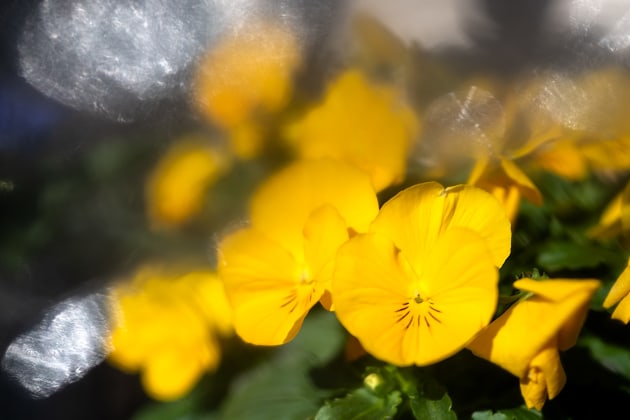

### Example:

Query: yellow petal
xmin=193 ymin=20 xmax=300 ymax=129
xmin=227 ymin=122 xmax=265 ymax=160
xmin=611 ymin=295 xmax=630 ymax=323
xmin=589 ymin=190 xmax=624 ymax=239
xmin=583 ymin=137 xmax=630 ymax=172
xmin=146 ymin=139 xmax=230 ymax=229
xmin=468 ymin=157 xmax=542 ymax=223
xmin=303 ymin=204 xmax=350 ymax=309
xmin=182 ymin=271 xmax=233 ymax=336
xmin=108 ymin=267 xmax=226 ymax=401
xmin=468 ymin=278 xmax=600 ymax=377
xmin=519 ymin=345 xmax=566 ymax=410
xmin=411 ymin=228 xmax=499 ymax=365
xmin=251 ymin=159 xmax=379 ymax=253
xmin=218 ymin=228 xmax=318 ymax=345
xmin=467 ymin=157 xmax=491 ymax=186
xmin=333 ymin=232 xmax=425 ymax=366
xmin=620 ymin=182 xmax=630 ymax=238
xmin=371 ymin=182 xmax=511 ymax=268
xmin=443 ymin=184 xmax=512 ymax=267
xmin=369 ymin=182 xmax=445 ymax=266
xmin=142 ymin=345 xmax=212 ymax=401
xmin=285 ymin=70 xmax=419 ymax=191
xmin=500 ymin=159 xmax=543 ymax=206
xmin=108 ymin=276 xmax=210 ymax=372
xmin=529 ymin=138 xmax=589 ymax=181
xmin=603 ymin=258 xmax=630 ymax=309
xmin=333 ymin=228 xmax=497 ymax=366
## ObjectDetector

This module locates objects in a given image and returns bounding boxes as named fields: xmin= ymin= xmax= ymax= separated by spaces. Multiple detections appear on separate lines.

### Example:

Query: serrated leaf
xmin=406 ymin=374 xmax=457 ymax=420
xmin=409 ymin=391 xmax=457 ymax=420
xmin=315 ymin=388 xmax=402 ymax=420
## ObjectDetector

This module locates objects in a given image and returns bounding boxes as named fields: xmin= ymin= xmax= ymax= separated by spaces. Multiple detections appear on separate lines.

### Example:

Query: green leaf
xmin=499 ymin=406 xmax=542 ymax=419
xmin=471 ymin=406 xmax=541 ymax=420
xmin=536 ymin=241 xmax=619 ymax=271
xmin=218 ymin=310 xmax=345 ymax=420
xmin=314 ymin=388 xmax=402 ymax=420
xmin=408 ymin=387 xmax=457 ymax=420
xmin=579 ymin=334 xmax=630 ymax=380
xmin=403 ymin=371 xmax=457 ymax=420
xmin=277 ymin=308 xmax=346 ymax=364
xmin=220 ymin=357 xmax=329 ymax=420
xmin=471 ymin=411 xmax=509 ymax=420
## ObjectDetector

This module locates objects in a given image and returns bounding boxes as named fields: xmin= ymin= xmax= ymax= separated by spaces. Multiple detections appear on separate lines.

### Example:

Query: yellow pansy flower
xmin=285 ymin=69 xmax=419 ymax=191
xmin=193 ymin=20 xmax=300 ymax=158
xmin=468 ymin=278 xmax=601 ymax=410
xmin=332 ymin=182 xmax=511 ymax=366
xmin=146 ymin=138 xmax=230 ymax=230
xmin=218 ymin=159 xmax=379 ymax=346
xmin=603 ymin=258 xmax=630 ymax=323
xmin=108 ymin=266 xmax=232 ymax=401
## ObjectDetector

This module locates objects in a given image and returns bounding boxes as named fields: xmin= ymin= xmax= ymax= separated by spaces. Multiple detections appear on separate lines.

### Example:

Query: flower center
xmin=393 ymin=292 xmax=443 ymax=332
xmin=413 ymin=290 xmax=424 ymax=304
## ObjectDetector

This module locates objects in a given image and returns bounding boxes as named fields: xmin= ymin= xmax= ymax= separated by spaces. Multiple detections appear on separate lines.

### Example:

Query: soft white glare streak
xmin=18 ymin=0 xmax=224 ymax=121
xmin=1 ymin=293 xmax=112 ymax=398
xmin=17 ymin=0 xmax=337 ymax=122
xmin=553 ymin=0 xmax=630 ymax=55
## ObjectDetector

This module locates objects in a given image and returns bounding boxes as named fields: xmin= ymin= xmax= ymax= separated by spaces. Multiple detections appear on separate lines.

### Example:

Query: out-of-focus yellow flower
xmin=468 ymin=278 xmax=600 ymax=410
xmin=285 ymin=69 xmax=419 ymax=191
xmin=589 ymin=181 xmax=630 ymax=240
xmin=528 ymin=136 xmax=630 ymax=181
xmin=580 ymin=137 xmax=630 ymax=173
xmin=519 ymin=67 xmax=630 ymax=178
xmin=332 ymin=182 xmax=510 ymax=366
xmin=603 ymin=258 xmax=630 ymax=323
xmin=421 ymin=85 xmax=543 ymax=222
xmin=108 ymin=266 xmax=232 ymax=401
xmin=218 ymin=159 xmax=379 ymax=346
xmin=193 ymin=21 xmax=301 ymax=159
xmin=527 ymin=138 xmax=589 ymax=181
xmin=146 ymin=138 xmax=230 ymax=230
xmin=468 ymin=156 xmax=543 ymax=223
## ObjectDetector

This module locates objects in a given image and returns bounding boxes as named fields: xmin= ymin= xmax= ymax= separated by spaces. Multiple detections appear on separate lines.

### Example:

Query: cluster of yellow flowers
xmin=108 ymin=267 xmax=232 ymax=401
xmin=105 ymin=15 xmax=630 ymax=412
xmin=215 ymin=157 xmax=604 ymax=410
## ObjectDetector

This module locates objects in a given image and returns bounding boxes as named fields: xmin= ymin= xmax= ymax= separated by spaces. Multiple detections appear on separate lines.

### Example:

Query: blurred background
xmin=2 ymin=0 xmax=630 ymax=418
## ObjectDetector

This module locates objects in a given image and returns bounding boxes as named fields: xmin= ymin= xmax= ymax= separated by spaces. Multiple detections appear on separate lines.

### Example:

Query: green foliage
xmin=406 ymin=379 xmax=457 ymax=420
xmin=536 ymin=241 xmax=620 ymax=271
xmin=217 ymin=310 xmax=345 ymax=420
xmin=312 ymin=364 xmax=457 ymax=420
xmin=471 ymin=406 xmax=542 ymax=420
xmin=315 ymin=388 xmax=402 ymax=420
xmin=579 ymin=334 xmax=630 ymax=381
